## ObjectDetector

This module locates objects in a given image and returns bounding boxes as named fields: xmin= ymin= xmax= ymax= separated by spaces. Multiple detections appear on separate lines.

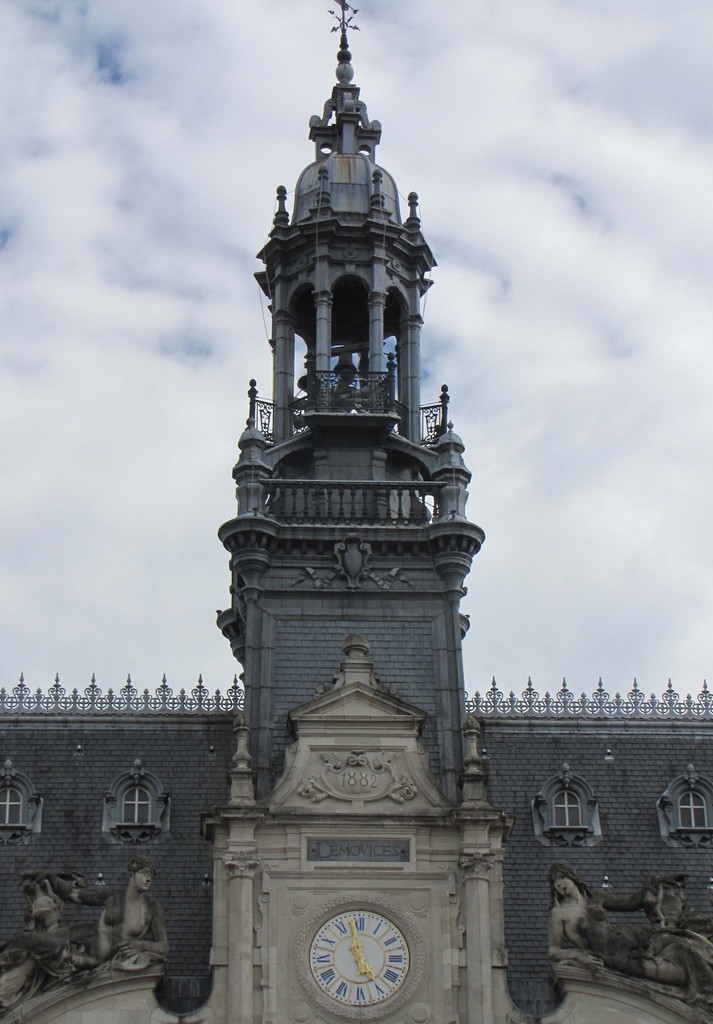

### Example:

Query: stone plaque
xmin=307 ymin=838 xmax=410 ymax=862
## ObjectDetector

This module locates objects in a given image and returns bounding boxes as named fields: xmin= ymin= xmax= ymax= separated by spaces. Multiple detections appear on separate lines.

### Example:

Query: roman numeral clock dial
xmin=309 ymin=911 xmax=410 ymax=1006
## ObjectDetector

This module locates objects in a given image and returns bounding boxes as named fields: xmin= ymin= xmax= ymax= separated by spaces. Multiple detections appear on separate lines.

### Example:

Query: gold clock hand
xmin=348 ymin=919 xmax=362 ymax=955
xmin=358 ymin=956 xmax=376 ymax=982
xmin=348 ymin=918 xmax=376 ymax=981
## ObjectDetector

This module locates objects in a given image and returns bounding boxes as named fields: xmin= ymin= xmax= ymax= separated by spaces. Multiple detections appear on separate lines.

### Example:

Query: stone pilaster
xmin=461 ymin=851 xmax=496 ymax=1024
xmin=224 ymin=847 xmax=261 ymax=1024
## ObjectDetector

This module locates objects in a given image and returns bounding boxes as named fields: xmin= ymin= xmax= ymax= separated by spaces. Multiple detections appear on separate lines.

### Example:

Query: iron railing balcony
xmin=293 ymin=368 xmax=400 ymax=418
xmin=419 ymin=384 xmax=450 ymax=444
xmin=247 ymin=378 xmax=451 ymax=445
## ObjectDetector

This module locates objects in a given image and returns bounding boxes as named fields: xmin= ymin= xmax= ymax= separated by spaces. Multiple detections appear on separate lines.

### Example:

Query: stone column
xmin=398 ymin=313 xmax=422 ymax=440
xmin=315 ymin=289 xmax=333 ymax=372
xmin=224 ymin=848 xmax=261 ymax=1024
xmin=273 ymin=310 xmax=295 ymax=443
xmin=406 ymin=313 xmax=422 ymax=441
xmin=460 ymin=852 xmax=495 ymax=1024
xmin=368 ymin=291 xmax=385 ymax=372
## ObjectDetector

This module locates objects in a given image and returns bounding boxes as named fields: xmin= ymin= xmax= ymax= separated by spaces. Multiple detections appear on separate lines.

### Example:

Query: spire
xmin=310 ymin=4 xmax=379 ymax=160
xmin=329 ymin=2 xmax=360 ymax=85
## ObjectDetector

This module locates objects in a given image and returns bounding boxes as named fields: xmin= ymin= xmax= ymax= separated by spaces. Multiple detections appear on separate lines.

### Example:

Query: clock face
xmin=309 ymin=910 xmax=410 ymax=1006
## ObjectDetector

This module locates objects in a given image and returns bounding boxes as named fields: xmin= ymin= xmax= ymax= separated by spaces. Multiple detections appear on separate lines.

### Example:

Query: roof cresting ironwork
xmin=467 ymin=677 xmax=713 ymax=720
xmin=0 ymin=673 xmax=244 ymax=716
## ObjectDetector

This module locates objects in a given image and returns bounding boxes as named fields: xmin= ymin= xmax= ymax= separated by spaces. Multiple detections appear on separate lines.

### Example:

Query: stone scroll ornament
xmin=298 ymin=751 xmax=418 ymax=804
xmin=0 ymin=858 xmax=168 ymax=1017
xmin=548 ymin=860 xmax=713 ymax=1005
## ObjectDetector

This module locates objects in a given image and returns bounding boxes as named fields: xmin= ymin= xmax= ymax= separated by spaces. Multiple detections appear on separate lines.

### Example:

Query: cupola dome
xmin=293 ymin=154 xmax=400 ymax=224
xmin=292 ymin=28 xmax=400 ymax=224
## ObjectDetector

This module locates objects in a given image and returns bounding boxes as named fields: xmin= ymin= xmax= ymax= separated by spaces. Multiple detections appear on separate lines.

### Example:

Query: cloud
xmin=1 ymin=0 xmax=711 ymax=696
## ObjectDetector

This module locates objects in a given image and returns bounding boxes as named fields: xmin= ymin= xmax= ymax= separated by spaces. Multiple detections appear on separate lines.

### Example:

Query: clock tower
xmin=205 ymin=12 xmax=512 ymax=1024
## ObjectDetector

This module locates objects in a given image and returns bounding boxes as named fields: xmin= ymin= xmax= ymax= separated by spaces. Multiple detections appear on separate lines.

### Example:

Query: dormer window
xmin=103 ymin=758 xmax=170 ymax=844
xmin=122 ymin=785 xmax=153 ymax=826
xmin=533 ymin=763 xmax=601 ymax=847
xmin=0 ymin=786 xmax=22 ymax=825
xmin=552 ymin=789 xmax=583 ymax=829
xmin=679 ymin=790 xmax=707 ymax=829
xmin=0 ymin=758 xmax=42 ymax=845
xmin=658 ymin=764 xmax=713 ymax=847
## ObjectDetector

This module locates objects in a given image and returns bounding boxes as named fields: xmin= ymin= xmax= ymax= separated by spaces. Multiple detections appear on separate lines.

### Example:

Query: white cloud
xmin=1 ymin=0 xmax=711 ymax=697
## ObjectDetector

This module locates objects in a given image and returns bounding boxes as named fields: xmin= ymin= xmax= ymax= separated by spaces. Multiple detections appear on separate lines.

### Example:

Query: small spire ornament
xmin=328 ymin=2 xmax=360 ymax=37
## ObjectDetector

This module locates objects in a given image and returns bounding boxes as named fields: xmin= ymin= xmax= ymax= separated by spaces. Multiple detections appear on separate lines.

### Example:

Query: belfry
xmin=216 ymin=14 xmax=484 ymax=808
xmin=204 ymin=12 xmax=512 ymax=1022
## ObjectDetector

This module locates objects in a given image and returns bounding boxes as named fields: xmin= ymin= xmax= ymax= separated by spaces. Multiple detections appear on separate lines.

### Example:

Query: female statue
xmin=95 ymin=856 xmax=168 ymax=962
xmin=548 ymin=861 xmax=713 ymax=1000
xmin=0 ymin=859 xmax=167 ymax=1015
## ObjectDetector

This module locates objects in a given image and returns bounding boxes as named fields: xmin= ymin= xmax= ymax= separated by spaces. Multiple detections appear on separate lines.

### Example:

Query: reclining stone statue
xmin=0 ymin=857 xmax=167 ymax=1016
xmin=0 ymin=872 xmax=97 ymax=1013
xmin=548 ymin=860 xmax=713 ymax=1004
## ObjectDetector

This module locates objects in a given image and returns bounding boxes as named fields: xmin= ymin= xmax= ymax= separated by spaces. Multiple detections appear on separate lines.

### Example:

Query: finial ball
xmin=336 ymin=61 xmax=355 ymax=84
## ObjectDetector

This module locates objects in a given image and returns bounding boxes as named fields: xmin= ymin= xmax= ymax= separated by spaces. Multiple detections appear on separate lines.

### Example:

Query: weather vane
xmin=328 ymin=1 xmax=360 ymax=36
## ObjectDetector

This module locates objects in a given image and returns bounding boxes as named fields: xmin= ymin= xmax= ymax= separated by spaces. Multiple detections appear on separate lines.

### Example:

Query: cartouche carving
xmin=298 ymin=751 xmax=417 ymax=804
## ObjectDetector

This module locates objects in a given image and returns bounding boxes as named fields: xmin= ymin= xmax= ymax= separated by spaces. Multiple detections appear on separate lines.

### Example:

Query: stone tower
xmin=203 ymin=21 xmax=512 ymax=1024
xmin=216 ymin=22 xmax=484 ymax=806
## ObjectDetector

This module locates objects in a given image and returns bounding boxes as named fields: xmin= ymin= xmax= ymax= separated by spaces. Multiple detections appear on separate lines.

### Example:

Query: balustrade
xmin=265 ymin=479 xmax=446 ymax=525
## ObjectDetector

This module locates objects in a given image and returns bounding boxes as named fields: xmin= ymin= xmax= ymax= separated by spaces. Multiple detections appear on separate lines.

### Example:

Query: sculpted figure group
xmin=0 ymin=857 xmax=167 ymax=1015
xmin=549 ymin=861 xmax=713 ymax=1004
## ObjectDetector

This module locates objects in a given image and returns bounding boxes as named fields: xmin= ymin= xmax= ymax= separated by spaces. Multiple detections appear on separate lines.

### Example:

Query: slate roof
xmin=0 ymin=715 xmax=234 ymax=990
xmin=482 ymin=716 xmax=713 ymax=1014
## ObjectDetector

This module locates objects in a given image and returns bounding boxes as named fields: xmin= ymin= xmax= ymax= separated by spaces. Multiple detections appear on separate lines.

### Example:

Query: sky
xmin=1 ymin=0 xmax=712 ymax=702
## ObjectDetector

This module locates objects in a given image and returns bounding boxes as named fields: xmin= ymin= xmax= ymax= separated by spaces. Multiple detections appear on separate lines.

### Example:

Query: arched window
xmin=679 ymin=790 xmax=707 ymax=829
xmin=121 ymin=785 xmax=152 ymax=825
xmin=103 ymin=758 xmax=169 ymax=844
xmin=0 ymin=758 xmax=42 ymax=845
xmin=532 ymin=763 xmax=601 ymax=847
xmin=330 ymin=277 xmax=370 ymax=372
xmin=0 ymin=786 xmax=22 ymax=825
xmin=658 ymin=765 xmax=713 ymax=847
xmin=552 ymin=789 xmax=583 ymax=829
